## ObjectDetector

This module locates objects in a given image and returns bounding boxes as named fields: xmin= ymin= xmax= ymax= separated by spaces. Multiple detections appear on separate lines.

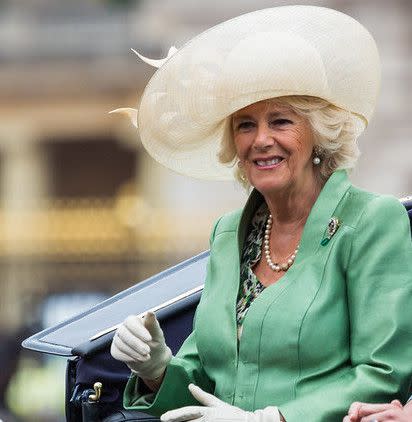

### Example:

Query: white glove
xmin=110 ymin=311 xmax=172 ymax=380
xmin=161 ymin=384 xmax=281 ymax=422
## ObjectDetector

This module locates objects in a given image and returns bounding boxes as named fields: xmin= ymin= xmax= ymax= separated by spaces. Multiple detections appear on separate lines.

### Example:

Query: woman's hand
xmin=110 ymin=311 xmax=172 ymax=381
xmin=161 ymin=384 xmax=282 ymax=422
xmin=343 ymin=399 xmax=412 ymax=422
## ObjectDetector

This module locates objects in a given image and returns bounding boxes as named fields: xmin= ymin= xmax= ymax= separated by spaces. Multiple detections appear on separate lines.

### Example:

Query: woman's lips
xmin=253 ymin=157 xmax=284 ymax=169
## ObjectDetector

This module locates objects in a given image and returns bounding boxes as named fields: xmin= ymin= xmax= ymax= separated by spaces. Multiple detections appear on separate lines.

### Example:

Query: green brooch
xmin=321 ymin=217 xmax=341 ymax=246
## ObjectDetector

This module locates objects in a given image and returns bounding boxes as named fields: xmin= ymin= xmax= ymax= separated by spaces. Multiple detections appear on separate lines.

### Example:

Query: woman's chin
xmin=247 ymin=167 xmax=287 ymax=191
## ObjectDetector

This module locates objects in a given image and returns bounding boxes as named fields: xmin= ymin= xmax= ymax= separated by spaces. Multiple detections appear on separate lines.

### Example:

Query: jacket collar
xmin=237 ymin=170 xmax=352 ymax=258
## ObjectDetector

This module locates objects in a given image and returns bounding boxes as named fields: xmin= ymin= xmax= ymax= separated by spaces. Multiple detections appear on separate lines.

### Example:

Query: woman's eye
xmin=272 ymin=119 xmax=292 ymax=126
xmin=236 ymin=121 xmax=255 ymax=130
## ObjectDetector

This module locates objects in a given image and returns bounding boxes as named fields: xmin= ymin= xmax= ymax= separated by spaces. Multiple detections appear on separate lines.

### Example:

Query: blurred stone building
xmin=0 ymin=0 xmax=411 ymax=333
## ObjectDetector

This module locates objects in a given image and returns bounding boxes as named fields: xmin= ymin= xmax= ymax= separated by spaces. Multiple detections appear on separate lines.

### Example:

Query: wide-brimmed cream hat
xmin=114 ymin=5 xmax=380 ymax=180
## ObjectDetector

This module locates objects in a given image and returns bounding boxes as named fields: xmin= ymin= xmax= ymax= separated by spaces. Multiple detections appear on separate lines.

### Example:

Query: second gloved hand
xmin=161 ymin=384 xmax=281 ymax=422
xmin=111 ymin=311 xmax=172 ymax=380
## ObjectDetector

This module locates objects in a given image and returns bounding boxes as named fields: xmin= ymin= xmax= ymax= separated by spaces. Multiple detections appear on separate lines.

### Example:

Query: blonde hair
xmin=218 ymin=95 xmax=363 ymax=187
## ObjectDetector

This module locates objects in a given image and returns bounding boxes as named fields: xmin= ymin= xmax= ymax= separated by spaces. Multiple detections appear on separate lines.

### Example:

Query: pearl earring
xmin=312 ymin=147 xmax=322 ymax=165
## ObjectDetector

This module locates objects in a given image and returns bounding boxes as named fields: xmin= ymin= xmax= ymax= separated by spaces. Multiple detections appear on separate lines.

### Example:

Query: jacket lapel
xmin=237 ymin=170 xmax=352 ymax=263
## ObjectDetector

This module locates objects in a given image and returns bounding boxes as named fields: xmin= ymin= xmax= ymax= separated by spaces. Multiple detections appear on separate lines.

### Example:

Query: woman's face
xmin=232 ymin=100 xmax=316 ymax=196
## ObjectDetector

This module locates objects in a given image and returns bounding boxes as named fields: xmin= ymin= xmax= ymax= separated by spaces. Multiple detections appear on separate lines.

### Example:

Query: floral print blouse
xmin=236 ymin=202 xmax=268 ymax=338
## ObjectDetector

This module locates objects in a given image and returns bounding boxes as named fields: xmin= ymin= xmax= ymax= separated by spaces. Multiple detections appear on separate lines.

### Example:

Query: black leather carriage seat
xmin=66 ymin=302 xmax=199 ymax=422
xmin=402 ymin=196 xmax=412 ymax=234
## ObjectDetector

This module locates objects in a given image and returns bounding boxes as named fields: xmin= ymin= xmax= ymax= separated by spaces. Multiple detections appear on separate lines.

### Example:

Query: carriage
xmin=23 ymin=197 xmax=412 ymax=422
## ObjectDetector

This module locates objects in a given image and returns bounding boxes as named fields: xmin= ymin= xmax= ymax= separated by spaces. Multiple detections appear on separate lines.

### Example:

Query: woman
xmin=110 ymin=6 xmax=412 ymax=422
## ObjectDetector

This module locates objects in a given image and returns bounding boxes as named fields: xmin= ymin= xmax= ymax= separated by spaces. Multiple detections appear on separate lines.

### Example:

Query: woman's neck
xmin=263 ymin=176 xmax=324 ymax=231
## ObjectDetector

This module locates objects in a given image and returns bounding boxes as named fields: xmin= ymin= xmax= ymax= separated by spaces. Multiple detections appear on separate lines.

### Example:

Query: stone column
xmin=0 ymin=126 xmax=50 ymax=331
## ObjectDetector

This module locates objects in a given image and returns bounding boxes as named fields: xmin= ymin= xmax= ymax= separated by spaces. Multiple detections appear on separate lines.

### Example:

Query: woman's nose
xmin=253 ymin=125 xmax=274 ymax=150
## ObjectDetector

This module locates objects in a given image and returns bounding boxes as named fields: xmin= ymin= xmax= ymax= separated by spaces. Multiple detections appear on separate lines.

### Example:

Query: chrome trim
xmin=89 ymin=284 xmax=204 ymax=341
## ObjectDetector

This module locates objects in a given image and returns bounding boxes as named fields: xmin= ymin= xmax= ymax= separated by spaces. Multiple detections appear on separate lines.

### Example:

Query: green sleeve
xmin=280 ymin=196 xmax=412 ymax=421
xmin=123 ymin=329 xmax=214 ymax=416
xmin=122 ymin=217 xmax=223 ymax=416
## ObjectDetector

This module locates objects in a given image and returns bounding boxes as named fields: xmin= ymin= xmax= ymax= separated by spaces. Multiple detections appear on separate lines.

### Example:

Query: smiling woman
xmin=110 ymin=5 xmax=412 ymax=422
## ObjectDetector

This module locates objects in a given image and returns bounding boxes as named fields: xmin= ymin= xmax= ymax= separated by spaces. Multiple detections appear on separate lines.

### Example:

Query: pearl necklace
xmin=264 ymin=214 xmax=299 ymax=272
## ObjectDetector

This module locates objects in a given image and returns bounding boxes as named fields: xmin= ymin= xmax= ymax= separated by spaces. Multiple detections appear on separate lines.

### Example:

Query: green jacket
xmin=124 ymin=170 xmax=412 ymax=421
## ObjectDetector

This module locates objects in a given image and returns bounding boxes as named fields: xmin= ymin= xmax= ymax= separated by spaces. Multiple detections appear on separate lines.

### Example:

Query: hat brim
xmin=137 ymin=6 xmax=380 ymax=180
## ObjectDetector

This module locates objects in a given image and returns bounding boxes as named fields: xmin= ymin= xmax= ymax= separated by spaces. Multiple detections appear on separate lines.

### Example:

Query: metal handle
xmin=88 ymin=382 xmax=102 ymax=402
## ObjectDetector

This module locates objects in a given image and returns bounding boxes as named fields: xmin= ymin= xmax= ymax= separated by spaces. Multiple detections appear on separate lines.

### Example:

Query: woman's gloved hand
xmin=110 ymin=311 xmax=172 ymax=380
xmin=161 ymin=384 xmax=282 ymax=422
